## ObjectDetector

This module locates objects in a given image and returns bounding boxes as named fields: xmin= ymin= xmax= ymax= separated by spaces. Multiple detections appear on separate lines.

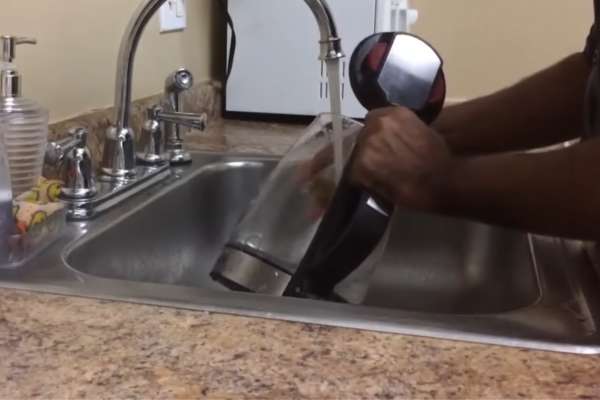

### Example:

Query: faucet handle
xmin=155 ymin=110 xmax=207 ymax=131
xmin=46 ymin=128 xmax=97 ymax=200
xmin=45 ymin=128 xmax=89 ymax=166
xmin=137 ymin=106 xmax=167 ymax=166
xmin=137 ymin=106 xmax=206 ymax=166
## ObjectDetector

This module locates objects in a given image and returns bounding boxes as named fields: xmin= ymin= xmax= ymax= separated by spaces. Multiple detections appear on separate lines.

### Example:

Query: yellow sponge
xmin=13 ymin=177 xmax=65 ymax=234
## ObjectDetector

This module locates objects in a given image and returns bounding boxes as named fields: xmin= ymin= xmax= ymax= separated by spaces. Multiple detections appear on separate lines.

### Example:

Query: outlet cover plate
xmin=160 ymin=0 xmax=187 ymax=33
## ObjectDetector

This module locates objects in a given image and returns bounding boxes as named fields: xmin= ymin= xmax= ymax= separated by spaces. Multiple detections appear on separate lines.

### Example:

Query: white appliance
xmin=226 ymin=0 xmax=418 ymax=119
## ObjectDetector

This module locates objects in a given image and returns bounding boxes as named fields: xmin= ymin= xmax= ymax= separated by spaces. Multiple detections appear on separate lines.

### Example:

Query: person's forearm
xmin=434 ymin=53 xmax=591 ymax=155
xmin=440 ymin=139 xmax=600 ymax=240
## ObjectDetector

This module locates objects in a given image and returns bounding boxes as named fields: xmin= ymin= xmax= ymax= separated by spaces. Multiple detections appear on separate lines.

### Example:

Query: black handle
xmin=284 ymin=171 xmax=393 ymax=299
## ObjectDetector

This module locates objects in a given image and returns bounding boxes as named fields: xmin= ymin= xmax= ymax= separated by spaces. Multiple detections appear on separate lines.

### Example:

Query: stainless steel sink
xmin=2 ymin=152 xmax=600 ymax=354
xmin=365 ymin=213 xmax=540 ymax=314
xmin=66 ymin=160 xmax=272 ymax=291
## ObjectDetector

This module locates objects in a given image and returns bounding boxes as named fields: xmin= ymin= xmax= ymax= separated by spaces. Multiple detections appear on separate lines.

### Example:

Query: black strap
xmin=595 ymin=0 xmax=600 ymax=31
xmin=217 ymin=0 xmax=237 ymax=82
xmin=584 ymin=1 xmax=600 ymax=65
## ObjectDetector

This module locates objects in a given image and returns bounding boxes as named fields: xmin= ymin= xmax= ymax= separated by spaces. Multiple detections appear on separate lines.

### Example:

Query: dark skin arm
xmin=433 ymin=53 xmax=591 ymax=155
xmin=440 ymin=141 xmax=600 ymax=239
xmin=351 ymin=105 xmax=600 ymax=241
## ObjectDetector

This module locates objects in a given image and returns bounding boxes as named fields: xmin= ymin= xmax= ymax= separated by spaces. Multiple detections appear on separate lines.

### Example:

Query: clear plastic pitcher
xmin=227 ymin=113 xmax=362 ymax=272
xmin=213 ymin=113 xmax=392 ymax=303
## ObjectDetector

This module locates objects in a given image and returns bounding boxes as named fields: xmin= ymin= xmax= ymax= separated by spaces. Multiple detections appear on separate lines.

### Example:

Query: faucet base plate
xmin=63 ymin=163 xmax=170 ymax=221
xmin=167 ymin=149 xmax=192 ymax=165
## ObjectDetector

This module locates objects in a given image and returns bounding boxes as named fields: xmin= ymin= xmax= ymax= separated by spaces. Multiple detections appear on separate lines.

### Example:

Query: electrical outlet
xmin=160 ymin=0 xmax=187 ymax=33
xmin=376 ymin=0 xmax=418 ymax=32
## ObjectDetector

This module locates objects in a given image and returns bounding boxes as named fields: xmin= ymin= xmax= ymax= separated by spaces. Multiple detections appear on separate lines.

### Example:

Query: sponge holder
xmin=1 ymin=206 xmax=66 ymax=270
xmin=0 ymin=113 xmax=66 ymax=270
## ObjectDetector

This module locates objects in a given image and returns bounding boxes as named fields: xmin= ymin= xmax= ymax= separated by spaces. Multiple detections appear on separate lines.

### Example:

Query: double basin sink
xmin=2 ymin=152 xmax=600 ymax=354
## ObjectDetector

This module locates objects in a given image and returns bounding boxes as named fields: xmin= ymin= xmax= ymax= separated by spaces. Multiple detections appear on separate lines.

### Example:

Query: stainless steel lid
xmin=211 ymin=247 xmax=292 ymax=296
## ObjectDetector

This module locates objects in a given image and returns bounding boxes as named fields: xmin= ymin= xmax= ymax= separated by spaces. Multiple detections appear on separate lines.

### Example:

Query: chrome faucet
xmin=163 ymin=68 xmax=202 ymax=164
xmin=101 ymin=0 xmax=344 ymax=179
xmin=45 ymin=128 xmax=97 ymax=200
xmin=137 ymin=68 xmax=207 ymax=166
xmin=137 ymin=104 xmax=207 ymax=165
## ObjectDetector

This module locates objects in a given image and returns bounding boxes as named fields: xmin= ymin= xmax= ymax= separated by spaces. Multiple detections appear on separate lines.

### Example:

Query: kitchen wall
xmin=0 ymin=0 xmax=222 ymax=122
xmin=0 ymin=1 xmax=594 ymax=122
xmin=412 ymin=0 xmax=593 ymax=101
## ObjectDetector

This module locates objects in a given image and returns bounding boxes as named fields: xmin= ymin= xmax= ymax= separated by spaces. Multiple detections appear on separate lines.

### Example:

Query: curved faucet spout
xmin=304 ymin=0 xmax=344 ymax=60
xmin=111 ymin=0 xmax=344 ymax=132
xmin=103 ymin=0 xmax=344 ymax=178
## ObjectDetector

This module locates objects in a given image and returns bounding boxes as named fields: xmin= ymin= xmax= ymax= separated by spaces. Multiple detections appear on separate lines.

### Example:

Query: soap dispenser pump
xmin=0 ymin=35 xmax=49 ymax=196
xmin=1 ymin=36 xmax=37 ymax=99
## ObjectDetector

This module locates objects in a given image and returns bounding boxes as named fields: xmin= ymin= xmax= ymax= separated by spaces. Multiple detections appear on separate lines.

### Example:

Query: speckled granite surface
xmin=186 ymin=118 xmax=304 ymax=155
xmin=1 ymin=289 xmax=599 ymax=400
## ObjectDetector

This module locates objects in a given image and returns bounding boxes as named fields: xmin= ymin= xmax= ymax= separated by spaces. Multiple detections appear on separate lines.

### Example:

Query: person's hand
xmin=350 ymin=106 xmax=457 ymax=212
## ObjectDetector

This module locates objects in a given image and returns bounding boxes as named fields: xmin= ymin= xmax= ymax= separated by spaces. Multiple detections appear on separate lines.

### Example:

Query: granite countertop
xmin=186 ymin=118 xmax=306 ymax=155
xmin=2 ymin=119 xmax=600 ymax=399
xmin=1 ymin=289 xmax=600 ymax=400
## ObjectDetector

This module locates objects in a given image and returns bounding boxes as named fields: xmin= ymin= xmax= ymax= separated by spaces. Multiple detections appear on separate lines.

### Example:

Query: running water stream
xmin=326 ymin=59 xmax=345 ymax=182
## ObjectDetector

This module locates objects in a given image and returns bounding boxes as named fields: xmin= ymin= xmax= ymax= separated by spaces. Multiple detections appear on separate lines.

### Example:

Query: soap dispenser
xmin=0 ymin=36 xmax=49 ymax=196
